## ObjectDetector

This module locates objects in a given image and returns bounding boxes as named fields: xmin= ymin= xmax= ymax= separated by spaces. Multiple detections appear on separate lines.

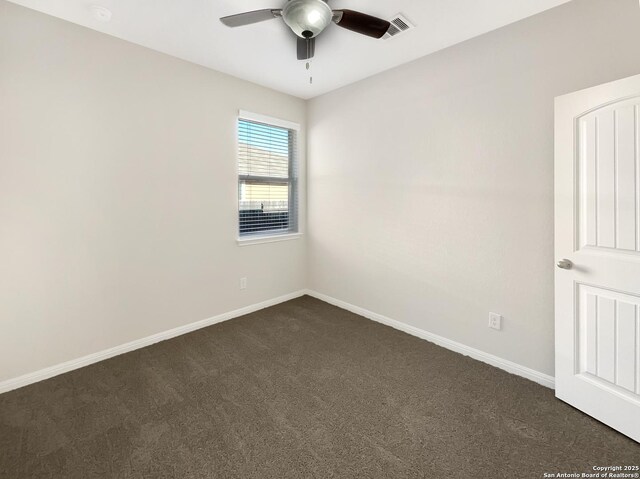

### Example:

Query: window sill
xmin=236 ymin=232 xmax=302 ymax=247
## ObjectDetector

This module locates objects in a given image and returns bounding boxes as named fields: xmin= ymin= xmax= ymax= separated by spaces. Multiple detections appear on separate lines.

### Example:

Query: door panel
xmin=556 ymin=74 xmax=640 ymax=443
xmin=578 ymin=99 xmax=640 ymax=253
xmin=577 ymin=284 xmax=640 ymax=396
xmin=617 ymin=105 xmax=638 ymax=251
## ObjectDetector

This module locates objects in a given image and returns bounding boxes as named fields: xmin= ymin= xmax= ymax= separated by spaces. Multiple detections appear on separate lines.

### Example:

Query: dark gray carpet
xmin=1 ymin=296 xmax=638 ymax=478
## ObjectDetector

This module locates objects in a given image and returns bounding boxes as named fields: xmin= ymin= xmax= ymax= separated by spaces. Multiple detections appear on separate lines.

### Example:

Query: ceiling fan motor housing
xmin=282 ymin=0 xmax=333 ymax=38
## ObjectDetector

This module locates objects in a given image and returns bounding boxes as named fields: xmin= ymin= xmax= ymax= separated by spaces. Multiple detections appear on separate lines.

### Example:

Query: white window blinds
xmin=238 ymin=116 xmax=298 ymax=237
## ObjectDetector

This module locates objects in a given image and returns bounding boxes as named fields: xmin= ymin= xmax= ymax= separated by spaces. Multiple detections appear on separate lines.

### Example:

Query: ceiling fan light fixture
xmin=282 ymin=0 xmax=332 ymax=38
xmin=219 ymin=1 xmax=392 ymax=61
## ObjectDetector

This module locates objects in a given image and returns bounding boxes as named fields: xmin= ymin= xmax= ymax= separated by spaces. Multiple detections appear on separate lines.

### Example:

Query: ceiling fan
xmin=220 ymin=0 xmax=391 ymax=60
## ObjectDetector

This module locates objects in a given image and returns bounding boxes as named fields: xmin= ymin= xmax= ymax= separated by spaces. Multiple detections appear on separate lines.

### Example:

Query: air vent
xmin=383 ymin=14 xmax=414 ymax=39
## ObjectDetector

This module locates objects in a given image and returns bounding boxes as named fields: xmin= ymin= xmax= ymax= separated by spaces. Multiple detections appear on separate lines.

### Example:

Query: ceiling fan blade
xmin=332 ymin=9 xmax=390 ymax=39
xmin=220 ymin=9 xmax=281 ymax=27
xmin=297 ymin=37 xmax=315 ymax=60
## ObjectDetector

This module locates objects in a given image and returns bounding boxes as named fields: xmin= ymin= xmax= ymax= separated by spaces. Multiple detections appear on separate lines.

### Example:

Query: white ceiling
xmin=8 ymin=0 xmax=572 ymax=99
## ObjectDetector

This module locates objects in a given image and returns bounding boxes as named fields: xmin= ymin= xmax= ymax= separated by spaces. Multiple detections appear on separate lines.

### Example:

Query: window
xmin=237 ymin=112 xmax=299 ymax=239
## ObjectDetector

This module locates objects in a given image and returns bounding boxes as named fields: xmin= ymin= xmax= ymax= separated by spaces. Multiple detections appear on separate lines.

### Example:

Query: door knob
xmin=557 ymin=259 xmax=573 ymax=270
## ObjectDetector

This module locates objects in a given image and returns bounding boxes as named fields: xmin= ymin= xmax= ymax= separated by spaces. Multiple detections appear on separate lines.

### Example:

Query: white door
xmin=555 ymin=74 xmax=640 ymax=443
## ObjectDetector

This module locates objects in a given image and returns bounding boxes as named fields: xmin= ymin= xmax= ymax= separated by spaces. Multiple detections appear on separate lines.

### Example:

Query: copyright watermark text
xmin=543 ymin=466 xmax=640 ymax=478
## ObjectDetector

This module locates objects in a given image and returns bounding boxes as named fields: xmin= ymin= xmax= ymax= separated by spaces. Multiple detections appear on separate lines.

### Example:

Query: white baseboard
xmin=0 ymin=290 xmax=306 ymax=395
xmin=304 ymin=290 xmax=556 ymax=389
xmin=0 ymin=289 xmax=555 ymax=395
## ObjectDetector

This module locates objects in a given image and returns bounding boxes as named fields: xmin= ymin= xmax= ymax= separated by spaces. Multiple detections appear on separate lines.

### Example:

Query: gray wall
xmin=307 ymin=0 xmax=640 ymax=376
xmin=0 ymin=1 xmax=306 ymax=382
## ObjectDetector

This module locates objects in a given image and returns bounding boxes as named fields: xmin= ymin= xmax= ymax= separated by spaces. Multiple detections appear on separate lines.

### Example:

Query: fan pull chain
xmin=306 ymin=61 xmax=312 ymax=85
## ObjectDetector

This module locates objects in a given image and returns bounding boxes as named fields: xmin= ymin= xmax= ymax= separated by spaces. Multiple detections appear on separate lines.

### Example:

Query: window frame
xmin=236 ymin=110 xmax=301 ymax=245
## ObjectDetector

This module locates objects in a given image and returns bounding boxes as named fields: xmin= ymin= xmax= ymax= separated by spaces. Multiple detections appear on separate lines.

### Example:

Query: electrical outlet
xmin=489 ymin=312 xmax=502 ymax=330
xmin=240 ymin=277 xmax=247 ymax=290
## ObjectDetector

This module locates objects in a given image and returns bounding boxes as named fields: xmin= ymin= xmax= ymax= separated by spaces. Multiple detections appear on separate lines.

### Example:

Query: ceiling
xmin=8 ymin=0 xmax=572 ymax=99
